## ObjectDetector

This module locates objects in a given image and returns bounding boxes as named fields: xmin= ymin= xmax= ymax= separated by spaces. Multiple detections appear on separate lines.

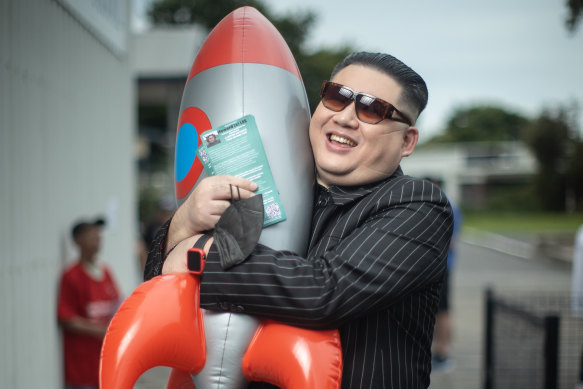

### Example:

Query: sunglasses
xmin=320 ymin=81 xmax=412 ymax=126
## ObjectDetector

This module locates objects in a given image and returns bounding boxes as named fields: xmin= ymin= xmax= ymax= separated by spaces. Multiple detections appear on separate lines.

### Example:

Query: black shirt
xmin=145 ymin=167 xmax=454 ymax=388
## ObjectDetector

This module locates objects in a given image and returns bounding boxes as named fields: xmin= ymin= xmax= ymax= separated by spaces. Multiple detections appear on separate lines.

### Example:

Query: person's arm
xmin=143 ymin=175 xmax=257 ymax=281
xmin=158 ymin=176 xmax=453 ymax=328
xmin=161 ymin=233 xmax=214 ymax=274
xmin=59 ymin=317 xmax=108 ymax=338
xmin=198 ymin=179 xmax=454 ymax=329
xmin=144 ymin=219 xmax=171 ymax=281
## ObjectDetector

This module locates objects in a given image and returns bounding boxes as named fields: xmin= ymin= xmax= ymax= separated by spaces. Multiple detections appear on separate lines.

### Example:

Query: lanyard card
xmin=197 ymin=114 xmax=287 ymax=227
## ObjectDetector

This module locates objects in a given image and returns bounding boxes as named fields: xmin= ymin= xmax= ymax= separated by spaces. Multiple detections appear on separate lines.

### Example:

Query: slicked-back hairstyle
xmin=330 ymin=52 xmax=428 ymax=122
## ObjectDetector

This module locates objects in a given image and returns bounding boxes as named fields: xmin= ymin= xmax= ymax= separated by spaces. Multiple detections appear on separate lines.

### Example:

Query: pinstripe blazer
xmin=145 ymin=167 xmax=454 ymax=388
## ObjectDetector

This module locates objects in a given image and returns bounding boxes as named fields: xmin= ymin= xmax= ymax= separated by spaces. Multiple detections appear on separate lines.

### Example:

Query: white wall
xmin=131 ymin=25 xmax=206 ymax=78
xmin=0 ymin=0 xmax=138 ymax=387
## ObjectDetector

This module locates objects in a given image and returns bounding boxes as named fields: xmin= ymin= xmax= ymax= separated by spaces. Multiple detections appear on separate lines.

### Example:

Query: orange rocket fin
xmin=241 ymin=320 xmax=343 ymax=389
xmin=100 ymin=274 xmax=206 ymax=389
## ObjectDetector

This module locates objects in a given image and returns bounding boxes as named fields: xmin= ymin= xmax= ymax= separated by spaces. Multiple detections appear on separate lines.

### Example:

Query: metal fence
xmin=484 ymin=288 xmax=583 ymax=389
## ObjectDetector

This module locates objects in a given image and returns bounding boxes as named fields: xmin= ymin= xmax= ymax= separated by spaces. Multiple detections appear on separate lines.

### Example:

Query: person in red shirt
xmin=57 ymin=217 xmax=121 ymax=389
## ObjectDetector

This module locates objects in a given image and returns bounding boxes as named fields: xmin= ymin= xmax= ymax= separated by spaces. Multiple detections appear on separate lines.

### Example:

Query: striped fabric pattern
xmin=145 ymin=167 xmax=454 ymax=388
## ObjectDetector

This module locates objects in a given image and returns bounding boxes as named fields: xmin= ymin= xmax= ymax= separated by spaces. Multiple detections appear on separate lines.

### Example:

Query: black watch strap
xmin=193 ymin=233 xmax=212 ymax=250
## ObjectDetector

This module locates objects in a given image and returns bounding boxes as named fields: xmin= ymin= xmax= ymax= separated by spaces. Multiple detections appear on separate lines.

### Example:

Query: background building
xmin=131 ymin=25 xmax=206 ymax=218
xmin=1 ymin=1 xmax=137 ymax=387
xmin=402 ymin=141 xmax=536 ymax=209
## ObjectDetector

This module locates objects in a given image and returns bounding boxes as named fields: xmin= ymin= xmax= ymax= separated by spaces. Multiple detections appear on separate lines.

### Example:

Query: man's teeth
xmin=329 ymin=134 xmax=356 ymax=146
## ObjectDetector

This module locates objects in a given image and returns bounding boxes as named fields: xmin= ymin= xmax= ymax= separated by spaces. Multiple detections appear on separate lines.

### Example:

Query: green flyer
xmin=196 ymin=114 xmax=286 ymax=227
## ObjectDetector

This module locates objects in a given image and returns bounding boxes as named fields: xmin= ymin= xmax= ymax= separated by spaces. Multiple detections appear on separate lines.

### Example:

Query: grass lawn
xmin=462 ymin=211 xmax=583 ymax=235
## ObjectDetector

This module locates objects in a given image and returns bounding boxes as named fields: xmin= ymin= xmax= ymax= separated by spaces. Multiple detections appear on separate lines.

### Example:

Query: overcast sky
xmin=132 ymin=0 xmax=583 ymax=140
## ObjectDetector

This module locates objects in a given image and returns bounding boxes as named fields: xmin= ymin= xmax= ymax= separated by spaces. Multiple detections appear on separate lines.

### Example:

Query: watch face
xmin=188 ymin=249 xmax=204 ymax=272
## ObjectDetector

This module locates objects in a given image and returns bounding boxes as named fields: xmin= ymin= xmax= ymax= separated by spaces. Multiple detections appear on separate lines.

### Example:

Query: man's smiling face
xmin=309 ymin=64 xmax=418 ymax=187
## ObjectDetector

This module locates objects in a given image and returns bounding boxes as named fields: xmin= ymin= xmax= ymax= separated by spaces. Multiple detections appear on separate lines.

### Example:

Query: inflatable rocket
xmin=100 ymin=7 xmax=342 ymax=389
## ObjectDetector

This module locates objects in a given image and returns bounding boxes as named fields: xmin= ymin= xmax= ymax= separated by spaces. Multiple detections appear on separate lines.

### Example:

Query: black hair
xmin=330 ymin=52 xmax=428 ymax=121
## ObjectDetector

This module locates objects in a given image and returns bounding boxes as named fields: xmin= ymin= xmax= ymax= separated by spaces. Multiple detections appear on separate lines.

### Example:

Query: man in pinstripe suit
xmin=146 ymin=52 xmax=454 ymax=388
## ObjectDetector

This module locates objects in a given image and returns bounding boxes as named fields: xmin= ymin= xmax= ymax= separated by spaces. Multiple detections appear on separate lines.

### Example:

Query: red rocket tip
xmin=187 ymin=6 xmax=301 ymax=82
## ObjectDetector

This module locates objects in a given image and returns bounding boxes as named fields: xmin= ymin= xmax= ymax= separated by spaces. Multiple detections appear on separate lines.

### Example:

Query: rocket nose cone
xmin=188 ymin=6 xmax=301 ymax=81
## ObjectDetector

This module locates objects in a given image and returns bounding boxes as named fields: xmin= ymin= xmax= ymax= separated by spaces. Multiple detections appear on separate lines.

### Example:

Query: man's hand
xmin=166 ymin=175 xmax=257 ymax=256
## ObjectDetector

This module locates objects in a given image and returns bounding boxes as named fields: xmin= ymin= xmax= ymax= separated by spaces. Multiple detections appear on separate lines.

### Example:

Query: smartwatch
xmin=187 ymin=234 xmax=212 ymax=275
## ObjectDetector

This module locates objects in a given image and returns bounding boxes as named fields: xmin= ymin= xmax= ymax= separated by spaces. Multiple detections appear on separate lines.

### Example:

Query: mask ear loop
xmin=229 ymin=184 xmax=242 ymax=203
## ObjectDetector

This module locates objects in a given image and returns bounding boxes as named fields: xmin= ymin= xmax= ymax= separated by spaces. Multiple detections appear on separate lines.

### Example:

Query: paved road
xmin=135 ymin=240 xmax=574 ymax=389
xmin=429 ymin=240 xmax=572 ymax=389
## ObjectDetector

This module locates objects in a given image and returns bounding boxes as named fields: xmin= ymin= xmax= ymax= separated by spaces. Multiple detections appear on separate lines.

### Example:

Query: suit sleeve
xmin=199 ymin=180 xmax=454 ymax=329
xmin=143 ymin=219 xmax=171 ymax=281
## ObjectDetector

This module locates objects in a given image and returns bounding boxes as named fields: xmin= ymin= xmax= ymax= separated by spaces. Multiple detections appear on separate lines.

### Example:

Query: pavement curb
xmin=462 ymin=228 xmax=573 ymax=264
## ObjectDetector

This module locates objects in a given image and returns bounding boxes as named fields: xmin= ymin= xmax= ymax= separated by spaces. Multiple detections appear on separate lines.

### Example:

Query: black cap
xmin=71 ymin=217 xmax=106 ymax=238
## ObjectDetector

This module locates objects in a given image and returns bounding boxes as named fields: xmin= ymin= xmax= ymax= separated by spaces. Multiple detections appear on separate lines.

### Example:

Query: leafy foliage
xmin=522 ymin=106 xmax=583 ymax=211
xmin=566 ymin=0 xmax=583 ymax=33
xmin=148 ymin=0 xmax=268 ymax=27
xmin=566 ymin=140 xmax=583 ymax=208
xmin=428 ymin=105 xmax=529 ymax=143
xmin=426 ymin=103 xmax=583 ymax=212
xmin=522 ymin=110 xmax=570 ymax=168
xmin=298 ymin=47 xmax=354 ymax=111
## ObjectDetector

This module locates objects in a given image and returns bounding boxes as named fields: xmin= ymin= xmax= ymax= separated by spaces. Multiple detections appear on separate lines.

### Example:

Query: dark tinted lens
xmin=355 ymin=94 xmax=387 ymax=124
xmin=322 ymin=83 xmax=352 ymax=111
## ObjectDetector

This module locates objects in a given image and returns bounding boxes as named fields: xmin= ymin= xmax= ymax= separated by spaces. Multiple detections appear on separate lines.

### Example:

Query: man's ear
xmin=400 ymin=126 xmax=419 ymax=157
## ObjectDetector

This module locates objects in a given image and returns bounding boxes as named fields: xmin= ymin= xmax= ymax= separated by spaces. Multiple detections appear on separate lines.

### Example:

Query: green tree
xmin=298 ymin=46 xmax=354 ymax=110
xmin=522 ymin=106 xmax=583 ymax=211
xmin=566 ymin=0 xmax=583 ymax=33
xmin=147 ymin=0 xmax=352 ymax=111
xmin=426 ymin=104 xmax=583 ymax=212
xmin=428 ymin=105 xmax=529 ymax=143
xmin=565 ymin=139 xmax=583 ymax=210
xmin=149 ymin=0 xmax=265 ymax=26
xmin=148 ymin=0 xmax=312 ymax=56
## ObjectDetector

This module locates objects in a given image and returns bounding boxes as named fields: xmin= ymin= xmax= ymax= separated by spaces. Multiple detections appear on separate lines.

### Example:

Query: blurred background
xmin=1 ymin=0 xmax=582 ymax=388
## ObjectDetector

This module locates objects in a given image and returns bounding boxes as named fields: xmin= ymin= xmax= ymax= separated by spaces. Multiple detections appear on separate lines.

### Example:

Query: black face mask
xmin=212 ymin=193 xmax=264 ymax=270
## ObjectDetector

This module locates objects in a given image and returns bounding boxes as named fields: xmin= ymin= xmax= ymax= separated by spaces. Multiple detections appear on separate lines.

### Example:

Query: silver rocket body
xmin=178 ymin=63 xmax=313 ymax=387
